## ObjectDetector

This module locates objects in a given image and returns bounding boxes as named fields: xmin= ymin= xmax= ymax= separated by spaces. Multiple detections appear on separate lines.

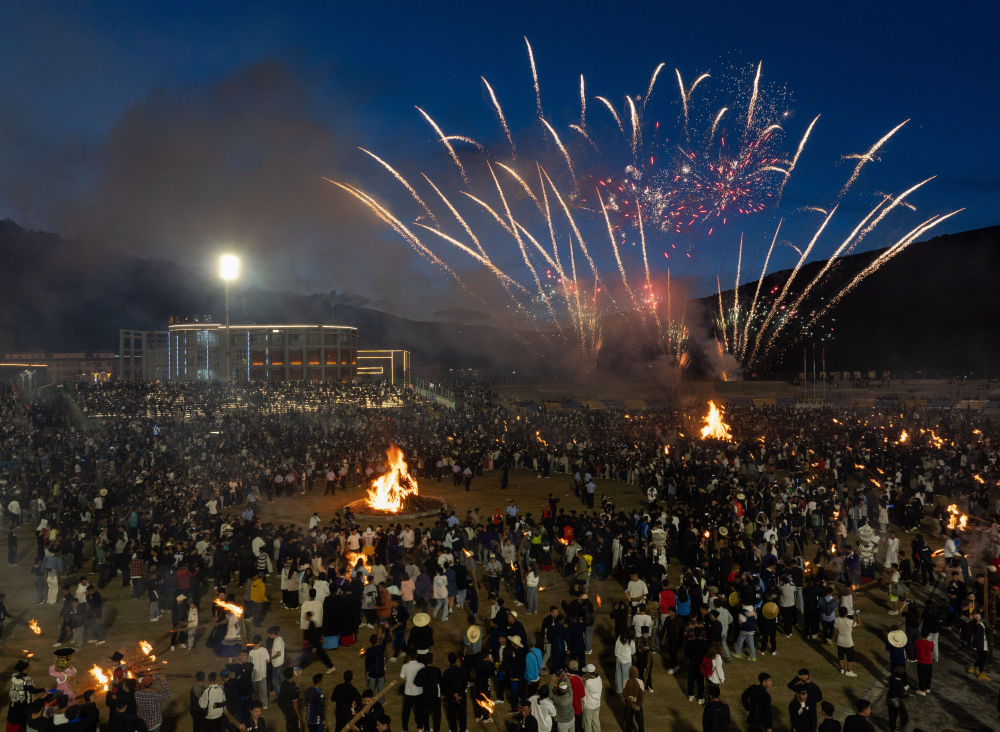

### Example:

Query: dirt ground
xmin=0 ymin=469 xmax=985 ymax=732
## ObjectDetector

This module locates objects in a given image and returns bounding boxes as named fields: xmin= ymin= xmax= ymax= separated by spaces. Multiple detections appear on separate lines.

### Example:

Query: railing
xmin=398 ymin=377 xmax=456 ymax=408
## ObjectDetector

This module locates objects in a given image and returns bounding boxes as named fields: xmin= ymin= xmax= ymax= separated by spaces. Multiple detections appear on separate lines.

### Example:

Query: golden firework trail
xmin=495 ymin=162 xmax=542 ymax=211
xmin=420 ymin=173 xmax=489 ymax=258
xmin=415 ymin=106 xmax=467 ymax=186
xmin=733 ymin=233 xmax=743 ymax=352
xmin=539 ymin=118 xmax=576 ymax=182
xmin=569 ymin=124 xmax=598 ymax=151
xmin=839 ymin=119 xmax=909 ymax=197
xmin=746 ymin=61 xmax=762 ymax=131
xmin=480 ymin=77 xmax=515 ymax=155
xmin=579 ymin=74 xmax=586 ymax=127
xmin=595 ymin=96 xmax=624 ymax=133
xmin=626 ymin=96 xmax=640 ymax=157
xmin=643 ymin=62 xmax=666 ymax=113
xmin=739 ymin=220 xmax=781 ymax=359
xmin=358 ymin=147 xmax=438 ymax=224
xmin=811 ymin=209 xmax=964 ymax=325
xmin=748 ymin=206 xmax=836 ymax=365
xmin=716 ymin=275 xmax=729 ymax=353
xmin=443 ymin=135 xmax=484 ymax=150
xmin=709 ymin=107 xmax=728 ymax=144
xmin=599 ymin=189 xmax=637 ymax=307
xmin=778 ymin=114 xmax=820 ymax=197
xmin=524 ymin=36 xmax=542 ymax=117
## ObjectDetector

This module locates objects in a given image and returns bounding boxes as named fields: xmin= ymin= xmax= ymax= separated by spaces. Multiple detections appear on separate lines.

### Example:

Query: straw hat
xmin=99 ymin=488 xmax=108 ymax=496
xmin=718 ymin=526 xmax=729 ymax=537
xmin=736 ymin=493 xmax=746 ymax=500
xmin=728 ymin=591 xmax=741 ymax=607
xmin=508 ymin=635 xmax=523 ymax=648
xmin=412 ymin=612 xmax=431 ymax=628
xmin=466 ymin=625 xmax=482 ymax=644
xmin=761 ymin=602 xmax=779 ymax=620
xmin=887 ymin=630 xmax=907 ymax=648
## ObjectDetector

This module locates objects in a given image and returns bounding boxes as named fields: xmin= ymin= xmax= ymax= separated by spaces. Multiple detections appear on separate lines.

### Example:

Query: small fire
xmin=973 ymin=474 xmax=985 ymax=485
xmin=476 ymin=694 xmax=496 ymax=715
xmin=538 ymin=586 xmax=546 ymax=592
xmin=556 ymin=538 xmax=568 ymax=546
xmin=703 ymin=530 xmax=711 ymax=539
xmin=596 ymin=594 xmax=602 ymax=608
xmin=830 ymin=544 xmax=837 ymax=554
xmin=946 ymin=504 xmax=968 ymax=531
xmin=28 ymin=619 xmax=41 ymax=635
xmin=700 ymin=401 xmax=732 ymax=441
xmin=139 ymin=641 xmax=153 ymax=655
xmin=344 ymin=551 xmax=365 ymax=577
xmin=898 ymin=430 xmax=909 ymax=444
xmin=21 ymin=650 xmax=34 ymax=659
xmin=462 ymin=549 xmax=473 ymax=559
xmin=214 ymin=599 xmax=245 ymax=616
xmin=366 ymin=446 xmax=418 ymax=513
xmin=90 ymin=666 xmax=110 ymax=692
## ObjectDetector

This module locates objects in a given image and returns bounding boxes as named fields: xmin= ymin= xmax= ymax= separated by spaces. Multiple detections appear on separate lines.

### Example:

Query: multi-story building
xmin=118 ymin=330 xmax=170 ymax=381
xmin=166 ymin=321 xmax=359 ymax=382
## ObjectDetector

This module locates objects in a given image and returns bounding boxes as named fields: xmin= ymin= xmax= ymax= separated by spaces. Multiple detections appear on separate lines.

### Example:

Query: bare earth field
xmin=2 ymin=469 xmax=997 ymax=731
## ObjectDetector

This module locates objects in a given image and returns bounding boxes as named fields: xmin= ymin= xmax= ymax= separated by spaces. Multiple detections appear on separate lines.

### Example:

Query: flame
xmin=476 ymin=694 xmax=496 ymax=715
xmin=703 ymin=530 xmax=711 ymax=539
xmin=556 ymin=538 xmax=568 ymax=546
xmin=28 ymin=619 xmax=41 ymax=635
xmin=538 ymin=586 xmax=547 ymax=592
xmin=898 ymin=430 xmax=909 ymax=444
xmin=90 ymin=666 xmax=110 ymax=692
xmin=830 ymin=544 xmax=837 ymax=553
xmin=535 ymin=431 xmax=548 ymax=447
xmin=946 ymin=504 xmax=968 ymax=531
xmin=366 ymin=446 xmax=418 ymax=512
xmin=596 ymin=594 xmax=602 ymax=608
xmin=931 ymin=549 xmax=944 ymax=557
xmin=139 ymin=641 xmax=153 ymax=655
xmin=700 ymin=401 xmax=732 ymax=441
xmin=973 ymin=474 xmax=985 ymax=485
xmin=344 ymin=551 xmax=365 ymax=577
xmin=214 ymin=598 xmax=245 ymax=616
xmin=462 ymin=549 xmax=473 ymax=558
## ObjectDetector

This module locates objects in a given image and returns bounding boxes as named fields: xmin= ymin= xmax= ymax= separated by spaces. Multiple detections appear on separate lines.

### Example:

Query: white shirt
xmin=271 ymin=635 xmax=285 ymax=667
xmin=249 ymin=646 xmax=269 ymax=681
xmin=626 ymin=579 xmax=648 ymax=602
xmin=300 ymin=599 xmax=323 ymax=629
xmin=400 ymin=660 xmax=424 ymax=696
xmin=614 ymin=639 xmax=635 ymax=664
xmin=583 ymin=676 xmax=602 ymax=709
xmin=199 ymin=684 xmax=226 ymax=719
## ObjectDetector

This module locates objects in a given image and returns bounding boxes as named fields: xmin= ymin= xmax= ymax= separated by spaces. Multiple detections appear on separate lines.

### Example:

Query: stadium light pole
xmin=219 ymin=254 xmax=240 ymax=382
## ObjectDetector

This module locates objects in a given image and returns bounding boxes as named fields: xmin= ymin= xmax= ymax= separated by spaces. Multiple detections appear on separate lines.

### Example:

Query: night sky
xmin=1 ymin=2 xmax=997 ymax=320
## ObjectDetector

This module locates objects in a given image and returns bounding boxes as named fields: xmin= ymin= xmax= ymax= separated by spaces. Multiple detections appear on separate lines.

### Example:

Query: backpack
xmin=699 ymin=655 xmax=713 ymax=677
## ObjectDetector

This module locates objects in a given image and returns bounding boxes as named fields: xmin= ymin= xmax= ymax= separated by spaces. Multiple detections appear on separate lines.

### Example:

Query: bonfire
xmin=366 ymin=446 xmax=419 ymax=512
xmin=700 ymin=401 xmax=732 ymax=441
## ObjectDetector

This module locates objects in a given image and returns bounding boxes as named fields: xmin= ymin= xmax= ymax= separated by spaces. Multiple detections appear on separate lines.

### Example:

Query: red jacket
xmin=914 ymin=638 xmax=934 ymax=665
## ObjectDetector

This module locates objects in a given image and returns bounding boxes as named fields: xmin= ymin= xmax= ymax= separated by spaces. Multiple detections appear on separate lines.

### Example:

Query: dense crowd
xmin=2 ymin=379 xmax=999 ymax=732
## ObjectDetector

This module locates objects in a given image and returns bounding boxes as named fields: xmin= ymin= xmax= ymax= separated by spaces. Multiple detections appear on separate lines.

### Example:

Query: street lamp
xmin=219 ymin=254 xmax=240 ymax=381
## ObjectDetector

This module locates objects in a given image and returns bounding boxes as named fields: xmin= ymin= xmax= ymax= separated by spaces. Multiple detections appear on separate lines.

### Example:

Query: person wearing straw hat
xmin=410 ymin=612 xmax=433 ymax=657
xmin=759 ymin=602 xmax=779 ymax=656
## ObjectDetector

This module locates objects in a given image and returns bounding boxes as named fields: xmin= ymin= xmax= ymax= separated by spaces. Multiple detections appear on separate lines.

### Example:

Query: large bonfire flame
xmin=700 ymin=400 xmax=732 ymax=441
xmin=367 ymin=446 xmax=419 ymax=512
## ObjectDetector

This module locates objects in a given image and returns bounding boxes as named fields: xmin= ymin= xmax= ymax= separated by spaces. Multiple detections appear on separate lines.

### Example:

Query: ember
xmin=28 ymin=619 xmax=41 ymax=635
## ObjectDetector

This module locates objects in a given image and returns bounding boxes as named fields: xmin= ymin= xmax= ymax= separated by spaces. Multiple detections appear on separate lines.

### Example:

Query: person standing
xmin=249 ymin=636 xmax=271 ymax=709
xmin=701 ymin=685 xmax=730 ymax=732
xmin=399 ymin=653 xmax=424 ymax=732
xmin=833 ymin=608 xmax=859 ymax=677
xmin=199 ymin=672 xmax=228 ymax=732
xmin=740 ymin=673 xmax=773 ymax=732
xmin=842 ymin=699 xmax=875 ymax=732
xmin=621 ymin=666 xmax=644 ymax=732
xmin=787 ymin=683 xmax=816 ymax=732
xmin=442 ymin=653 xmax=467 ymax=732
xmin=734 ymin=604 xmax=757 ymax=661
xmin=613 ymin=630 xmax=636 ymax=695
xmin=135 ymin=675 xmax=170 ymax=732
xmin=84 ymin=585 xmax=105 ymax=645
xmin=581 ymin=664 xmax=602 ymax=732
xmin=886 ymin=666 xmax=908 ymax=732
xmin=303 ymin=674 xmax=326 ymax=732
xmin=277 ymin=667 xmax=304 ymax=732
xmin=331 ymin=671 xmax=362 ymax=732
xmin=818 ymin=701 xmax=841 ymax=732
xmin=969 ymin=611 xmax=991 ymax=680
xmin=415 ymin=654 xmax=443 ymax=732
xmin=913 ymin=630 xmax=934 ymax=694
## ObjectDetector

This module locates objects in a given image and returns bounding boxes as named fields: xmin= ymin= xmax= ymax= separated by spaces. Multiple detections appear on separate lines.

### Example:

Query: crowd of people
xmin=2 ymin=379 xmax=999 ymax=732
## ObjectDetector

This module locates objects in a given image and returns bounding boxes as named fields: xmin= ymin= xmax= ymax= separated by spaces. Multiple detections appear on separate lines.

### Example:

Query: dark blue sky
xmin=1 ymin=2 xmax=997 ymax=314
